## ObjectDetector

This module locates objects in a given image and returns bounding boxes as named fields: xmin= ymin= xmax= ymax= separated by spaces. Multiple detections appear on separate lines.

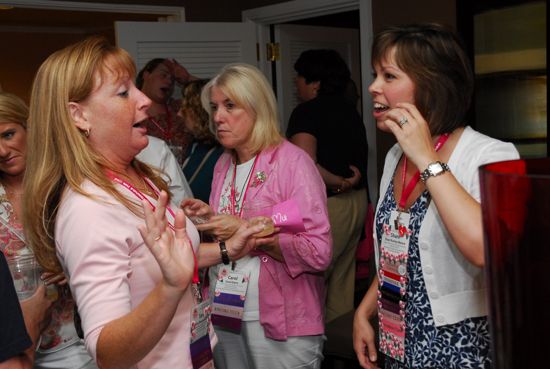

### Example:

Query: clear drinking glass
xmin=242 ymin=200 xmax=275 ymax=237
xmin=7 ymin=253 xmax=40 ymax=300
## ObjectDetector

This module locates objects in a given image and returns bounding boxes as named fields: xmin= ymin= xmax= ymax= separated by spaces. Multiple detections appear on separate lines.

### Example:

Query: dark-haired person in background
xmin=136 ymin=58 xmax=196 ymax=164
xmin=287 ymin=49 xmax=369 ymax=323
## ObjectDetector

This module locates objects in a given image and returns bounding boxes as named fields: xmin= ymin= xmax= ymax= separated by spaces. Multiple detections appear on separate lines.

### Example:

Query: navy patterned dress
xmin=376 ymin=181 xmax=491 ymax=369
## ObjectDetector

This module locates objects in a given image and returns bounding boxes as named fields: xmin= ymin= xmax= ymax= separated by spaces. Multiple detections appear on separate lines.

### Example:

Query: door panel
xmin=116 ymin=21 xmax=257 ymax=81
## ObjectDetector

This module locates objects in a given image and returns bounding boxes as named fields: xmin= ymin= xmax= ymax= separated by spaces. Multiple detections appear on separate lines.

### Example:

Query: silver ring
xmin=398 ymin=116 xmax=408 ymax=127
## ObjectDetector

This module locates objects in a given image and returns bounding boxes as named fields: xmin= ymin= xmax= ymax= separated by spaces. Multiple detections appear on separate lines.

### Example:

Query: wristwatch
xmin=420 ymin=161 xmax=450 ymax=183
xmin=219 ymin=241 xmax=230 ymax=265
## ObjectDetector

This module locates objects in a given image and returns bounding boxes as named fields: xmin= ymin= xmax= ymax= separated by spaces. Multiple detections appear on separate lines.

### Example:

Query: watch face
xmin=428 ymin=162 xmax=444 ymax=175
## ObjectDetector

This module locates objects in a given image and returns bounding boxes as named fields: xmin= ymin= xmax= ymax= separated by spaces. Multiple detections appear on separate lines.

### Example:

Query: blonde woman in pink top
xmin=183 ymin=64 xmax=332 ymax=369
xmin=23 ymin=37 xmax=266 ymax=369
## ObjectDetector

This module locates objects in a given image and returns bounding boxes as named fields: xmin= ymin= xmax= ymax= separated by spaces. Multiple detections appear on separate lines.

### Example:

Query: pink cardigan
xmin=210 ymin=140 xmax=332 ymax=340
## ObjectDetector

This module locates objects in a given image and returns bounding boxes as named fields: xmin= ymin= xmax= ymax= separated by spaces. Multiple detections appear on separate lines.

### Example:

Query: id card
xmin=190 ymin=300 xmax=214 ymax=369
xmin=211 ymin=268 xmax=249 ymax=333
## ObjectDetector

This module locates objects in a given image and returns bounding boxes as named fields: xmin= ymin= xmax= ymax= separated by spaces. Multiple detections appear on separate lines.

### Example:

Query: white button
xmin=261 ymin=256 xmax=268 ymax=263
xmin=420 ymin=242 xmax=428 ymax=250
xmin=424 ymin=266 xmax=433 ymax=274
xmin=429 ymin=291 xmax=439 ymax=299
xmin=436 ymin=315 xmax=445 ymax=324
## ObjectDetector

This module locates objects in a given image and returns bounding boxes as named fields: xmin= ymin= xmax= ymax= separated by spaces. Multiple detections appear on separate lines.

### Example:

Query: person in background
xmin=180 ymin=79 xmax=224 ymax=203
xmin=353 ymin=23 xmax=519 ymax=369
xmin=137 ymin=135 xmax=194 ymax=206
xmin=23 ymin=37 xmax=266 ymax=369
xmin=0 ymin=253 xmax=52 ymax=369
xmin=136 ymin=58 xmax=196 ymax=164
xmin=183 ymin=63 xmax=332 ymax=369
xmin=0 ymin=91 xmax=96 ymax=369
xmin=287 ymin=49 xmax=369 ymax=323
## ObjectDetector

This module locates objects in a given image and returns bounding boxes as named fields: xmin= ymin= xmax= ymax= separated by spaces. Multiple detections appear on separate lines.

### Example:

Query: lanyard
xmin=106 ymin=171 xmax=199 ymax=284
xmin=398 ymin=133 xmax=450 ymax=210
xmin=148 ymin=104 xmax=173 ymax=141
xmin=229 ymin=155 xmax=258 ymax=218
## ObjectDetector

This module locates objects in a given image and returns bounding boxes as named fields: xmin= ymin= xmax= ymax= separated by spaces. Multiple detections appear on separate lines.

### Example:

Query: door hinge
xmin=266 ymin=42 xmax=280 ymax=62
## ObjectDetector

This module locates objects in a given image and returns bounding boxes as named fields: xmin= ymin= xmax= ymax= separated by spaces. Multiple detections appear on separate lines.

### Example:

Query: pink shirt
xmin=210 ymin=140 xmax=332 ymax=340
xmin=55 ymin=180 xmax=213 ymax=369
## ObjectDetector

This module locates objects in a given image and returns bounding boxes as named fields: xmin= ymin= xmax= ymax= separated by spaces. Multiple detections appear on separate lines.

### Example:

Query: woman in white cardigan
xmin=353 ymin=23 xmax=519 ymax=369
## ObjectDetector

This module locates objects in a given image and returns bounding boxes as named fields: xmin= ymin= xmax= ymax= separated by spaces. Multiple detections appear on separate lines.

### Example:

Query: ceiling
xmin=0 ymin=7 xmax=166 ymax=33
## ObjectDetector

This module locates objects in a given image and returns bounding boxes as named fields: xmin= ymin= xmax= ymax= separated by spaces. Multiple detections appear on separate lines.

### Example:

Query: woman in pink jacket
xmin=183 ymin=63 xmax=332 ymax=369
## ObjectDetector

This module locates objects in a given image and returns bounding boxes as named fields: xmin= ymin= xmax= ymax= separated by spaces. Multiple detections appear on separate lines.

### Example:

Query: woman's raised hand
xmin=180 ymin=198 xmax=215 ymax=223
xmin=384 ymin=102 xmax=439 ymax=170
xmin=139 ymin=191 xmax=194 ymax=292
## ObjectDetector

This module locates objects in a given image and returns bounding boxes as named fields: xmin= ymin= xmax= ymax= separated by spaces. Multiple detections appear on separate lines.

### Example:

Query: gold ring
xmin=154 ymin=235 xmax=161 ymax=241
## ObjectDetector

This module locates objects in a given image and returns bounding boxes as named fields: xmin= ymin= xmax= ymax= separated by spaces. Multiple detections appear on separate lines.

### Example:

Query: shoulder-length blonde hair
xmin=23 ymin=36 xmax=168 ymax=272
xmin=0 ymin=92 xmax=28 ymax=128
xmin=201 ymin=63 xmax=283 ymax=155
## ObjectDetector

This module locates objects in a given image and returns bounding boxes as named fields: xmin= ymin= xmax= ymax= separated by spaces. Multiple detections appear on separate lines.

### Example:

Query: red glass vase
xmin=479 ymin=158 xmax=550 ymax=369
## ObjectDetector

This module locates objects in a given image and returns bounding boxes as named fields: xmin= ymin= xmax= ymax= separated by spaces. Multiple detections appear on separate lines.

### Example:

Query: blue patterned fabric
xmin=375 ymin=181 xmax=491 ymax=369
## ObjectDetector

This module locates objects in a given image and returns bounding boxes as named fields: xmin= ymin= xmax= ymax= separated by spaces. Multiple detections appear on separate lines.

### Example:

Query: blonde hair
xmin=23 ymin=36 xmax=168 ymax=272
xmin=0 ymin=92 xmax=28 ymax=128
xmin=201 ymin=63 xmax=283 ymax=155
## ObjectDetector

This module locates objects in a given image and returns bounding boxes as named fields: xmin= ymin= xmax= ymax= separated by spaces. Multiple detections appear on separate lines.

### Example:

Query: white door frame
xmin=243 ymin=0 xmax=378 ymax=200
xmin=0 ymin=0 xmax=186 ymax=21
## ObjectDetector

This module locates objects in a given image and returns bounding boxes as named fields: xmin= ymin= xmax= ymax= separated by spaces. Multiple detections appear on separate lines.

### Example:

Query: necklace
xmin=230 ymin=156 xmax=258 ymax=217
xmin=234 ymin=163 xmax=254 ymax=203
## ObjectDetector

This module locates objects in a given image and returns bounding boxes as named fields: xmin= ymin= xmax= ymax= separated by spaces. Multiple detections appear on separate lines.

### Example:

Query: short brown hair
xmin=372 ymin=23 xmax=473 ymax=135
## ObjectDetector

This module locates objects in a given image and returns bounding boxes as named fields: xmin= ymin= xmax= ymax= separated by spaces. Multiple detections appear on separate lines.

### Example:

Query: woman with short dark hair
xmin=353 ymin=23 xmax=519 ymax=369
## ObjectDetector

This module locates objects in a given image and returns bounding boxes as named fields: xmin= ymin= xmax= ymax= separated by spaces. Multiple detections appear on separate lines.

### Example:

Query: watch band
xmin=219 ymin=241 xmax=230 ymax=265
xmin=420 ymin=161 xmax=450 ymax=183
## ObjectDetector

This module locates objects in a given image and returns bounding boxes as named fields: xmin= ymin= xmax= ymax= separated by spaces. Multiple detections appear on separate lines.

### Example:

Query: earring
xmin=84 ymin=128 xmax=90 ymax=138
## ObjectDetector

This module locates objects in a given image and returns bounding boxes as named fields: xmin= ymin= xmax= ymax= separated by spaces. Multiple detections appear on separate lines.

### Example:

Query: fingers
xmin=349 ymin=165 xmax=361 ymax=175
xmin=173 ymin=209 xmax=188 ymax=241
xmin=41 ymin=273 xmax=67 ymax=285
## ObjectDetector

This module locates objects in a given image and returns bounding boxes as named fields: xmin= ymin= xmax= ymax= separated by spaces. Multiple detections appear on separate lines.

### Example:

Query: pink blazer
xmin=210 ymin=140 xmax=332 ymax=340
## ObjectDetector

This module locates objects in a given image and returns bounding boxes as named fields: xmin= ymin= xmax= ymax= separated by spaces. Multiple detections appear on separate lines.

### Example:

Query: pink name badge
xmin=271 ymin=199 xmax=306 ymax=233
xmin=190 ymin=300 xmax=214 ymax=369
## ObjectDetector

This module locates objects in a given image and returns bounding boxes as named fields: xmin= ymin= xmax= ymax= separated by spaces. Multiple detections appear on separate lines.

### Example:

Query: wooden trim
xmin=0 ymin=0 xmax=186 ymax=20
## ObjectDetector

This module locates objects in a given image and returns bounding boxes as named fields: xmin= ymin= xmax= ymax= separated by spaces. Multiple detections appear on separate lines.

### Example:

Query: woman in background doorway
xmin=287 ymin=49 xmax=369 ymax=323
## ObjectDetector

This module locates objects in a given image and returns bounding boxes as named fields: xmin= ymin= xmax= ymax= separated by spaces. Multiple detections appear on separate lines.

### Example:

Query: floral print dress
xmin=0 ymin=186 xmax=80 ymax=353
xmin=375 ymin=181 xmax=491 ymax=369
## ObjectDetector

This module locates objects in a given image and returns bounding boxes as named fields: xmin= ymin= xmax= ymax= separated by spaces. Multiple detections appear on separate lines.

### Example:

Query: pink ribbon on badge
xmin=271 ymin=199 xmax=306 ymax=233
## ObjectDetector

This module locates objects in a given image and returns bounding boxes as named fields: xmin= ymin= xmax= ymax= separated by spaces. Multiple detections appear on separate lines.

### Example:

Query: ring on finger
xmin=154 ymin=235 xmax=161 ymax=241
xmin=398 ymin=115 xmax=408 ymax=127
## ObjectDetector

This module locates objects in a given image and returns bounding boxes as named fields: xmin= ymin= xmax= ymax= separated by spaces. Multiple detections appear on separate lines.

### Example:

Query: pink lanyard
xmin=398 ymin=133 xmax=450 ymax=210
xmin=229 ymin=155 xmax=258 ymax=218
xmin=106 ymin=171 xmax=199 ymax=284
xmin=149 ymin=104 xmax=174 ymax=141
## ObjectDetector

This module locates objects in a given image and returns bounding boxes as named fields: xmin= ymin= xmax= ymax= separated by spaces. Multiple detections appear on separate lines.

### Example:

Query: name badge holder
xmin=211 ymin=267 xmax=250 ymax=333
xmin=377 ymin=133 xmax=450 ymax=363
xmin=378 ymin=210 xmax=410 ymax=362
xmin=190 ymin=284 xmax=214 ymax=369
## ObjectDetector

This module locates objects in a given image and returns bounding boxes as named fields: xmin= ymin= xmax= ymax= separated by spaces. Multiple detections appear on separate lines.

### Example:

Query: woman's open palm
xmin=138 ymin=191 xmax=194 ymax=291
